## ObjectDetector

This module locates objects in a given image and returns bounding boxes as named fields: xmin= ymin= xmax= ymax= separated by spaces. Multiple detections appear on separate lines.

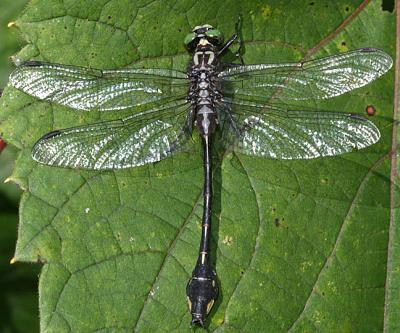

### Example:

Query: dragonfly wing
xmin=10 ymin=61 xmax=188 ymax=111
xmin=224 ymin=101 xmax=380 ymax=159
xmin=32 ymin=100 xmax=192 ymax=169
xmin=220 ymin=48 xmax=392 ymax=102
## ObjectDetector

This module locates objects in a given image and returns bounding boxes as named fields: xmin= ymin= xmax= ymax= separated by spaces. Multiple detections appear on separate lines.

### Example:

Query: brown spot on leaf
xmin=366 ymin=105 xmax=376 ymax=116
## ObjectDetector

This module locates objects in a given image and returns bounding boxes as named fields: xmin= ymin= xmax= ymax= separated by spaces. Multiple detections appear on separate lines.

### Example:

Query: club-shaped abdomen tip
xmin=186 ymin=264 xmax=219 ymax=327
xmin=190 ymin=312 xmax=205 ymax=327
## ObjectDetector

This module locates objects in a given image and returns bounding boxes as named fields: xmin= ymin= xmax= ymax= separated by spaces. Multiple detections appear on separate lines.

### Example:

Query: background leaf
xmin=0 ymin=0 xmax=397 ymax=332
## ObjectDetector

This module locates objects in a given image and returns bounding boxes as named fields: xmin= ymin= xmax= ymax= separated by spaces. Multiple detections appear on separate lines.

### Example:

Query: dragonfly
xmin=8 ymin=20 xmax=392 ymax=327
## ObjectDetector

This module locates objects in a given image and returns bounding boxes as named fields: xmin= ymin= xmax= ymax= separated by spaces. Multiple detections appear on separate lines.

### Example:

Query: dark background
xmin=0 ymin=1 xmax=40 ymax=332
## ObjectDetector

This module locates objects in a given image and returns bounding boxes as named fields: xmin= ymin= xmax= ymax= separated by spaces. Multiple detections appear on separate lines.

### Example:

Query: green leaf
xmin=0 ymin=145 xmax=22 ymax=205
xmin=0 ymin=0 xmax=28 ymax=87
xmin=0 ymin=0 xmax=397 ymax=332
xmin=0 ymin=0 xmax=26 ymax=204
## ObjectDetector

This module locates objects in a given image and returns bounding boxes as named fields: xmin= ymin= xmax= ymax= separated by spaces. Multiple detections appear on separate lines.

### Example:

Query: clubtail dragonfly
xmin=8 ymin=21 xmax=392 ymax=326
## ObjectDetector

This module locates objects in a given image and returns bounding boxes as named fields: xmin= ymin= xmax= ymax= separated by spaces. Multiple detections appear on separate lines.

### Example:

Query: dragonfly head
xmin=184 ymin=24 xmax=224 ymax=51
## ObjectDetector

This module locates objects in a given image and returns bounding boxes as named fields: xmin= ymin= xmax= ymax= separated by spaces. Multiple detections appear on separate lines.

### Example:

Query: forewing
xmin=10 ymin=61 xmax=188 ymax=111
xmin=32 ymin=100 xmax=192 ymax=169
xmin=220 ymin=48 xmax=392 ymax=103
xmin=224 ymin=101 xmax=380 ymax=159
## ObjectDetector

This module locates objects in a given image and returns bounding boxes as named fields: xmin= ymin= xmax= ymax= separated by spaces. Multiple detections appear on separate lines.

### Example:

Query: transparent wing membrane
xmin=32 ymin=100 xmax=191 ymax=169
xmin=220 ymin=48 xmax=392 ymax=103
xmin=224 ymin=100 xmax=381 ymax=159
xmin=9 ymin=47 xmax=391 ymax=168
xmin=10 ymin=61 xmax=188 ymax=111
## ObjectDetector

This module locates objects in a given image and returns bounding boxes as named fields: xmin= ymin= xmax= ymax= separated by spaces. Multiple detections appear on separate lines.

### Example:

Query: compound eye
xmin=205 ymin=29 xmax=224 ymax=44
xmin=184 ymin=32 xmax=197 ymax=46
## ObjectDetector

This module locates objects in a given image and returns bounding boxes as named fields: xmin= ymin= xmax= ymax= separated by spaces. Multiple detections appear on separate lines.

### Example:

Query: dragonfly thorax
xmin=188 ymin=49 xmax=221 ymax=138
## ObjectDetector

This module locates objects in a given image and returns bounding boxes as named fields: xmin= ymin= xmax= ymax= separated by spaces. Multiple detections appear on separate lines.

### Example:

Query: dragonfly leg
xmin=217 ymin=16 xmax=244 ymax=64
xmin=225 ymin=108 xmax=241 ymax=137
xmin=217 ymin=34 xmax=238 ymax=56
xmin=218 ymin=101 xmax=242 ymax=137
xmin=234 ymin=15 xmax=244 ymax=65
